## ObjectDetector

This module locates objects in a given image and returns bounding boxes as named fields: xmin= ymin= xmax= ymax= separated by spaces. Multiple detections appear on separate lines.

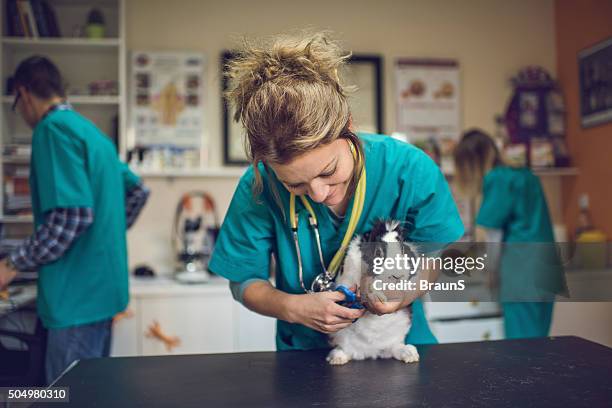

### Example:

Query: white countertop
xmin=129 ymin=275 xmax=231 ymax=297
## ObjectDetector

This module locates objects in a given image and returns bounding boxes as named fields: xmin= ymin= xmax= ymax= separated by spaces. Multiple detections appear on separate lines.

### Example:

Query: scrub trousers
xmin=45 ymin=319 xmax=112 ymax=384
xmin=502 ymin=302 xmax=554 ymax=339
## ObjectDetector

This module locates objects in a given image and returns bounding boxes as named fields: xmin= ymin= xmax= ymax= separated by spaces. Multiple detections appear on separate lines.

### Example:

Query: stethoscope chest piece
xmin=310 ymin=272 xmax=335 ymax=293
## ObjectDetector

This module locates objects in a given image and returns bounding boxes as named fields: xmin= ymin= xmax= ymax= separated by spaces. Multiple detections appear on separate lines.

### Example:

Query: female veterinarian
xmin=209 ymin=33 xmax=464 ymax=351
xmin=453 ymin=129 xmax=565 ymax=339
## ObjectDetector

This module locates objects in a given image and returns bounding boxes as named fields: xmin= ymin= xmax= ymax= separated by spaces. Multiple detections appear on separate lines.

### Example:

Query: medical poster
xmin=395 ymin=59 xmax=461 ymax=141
xmin=131 ymin=51 xmax=206 ymax=148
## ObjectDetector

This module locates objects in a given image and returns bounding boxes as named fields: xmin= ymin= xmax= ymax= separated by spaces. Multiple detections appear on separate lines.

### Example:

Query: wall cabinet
xmin=424 ymin=300 xmax=504 ymax=343
xmin=111 ymin=277 xmax=276 ymax=357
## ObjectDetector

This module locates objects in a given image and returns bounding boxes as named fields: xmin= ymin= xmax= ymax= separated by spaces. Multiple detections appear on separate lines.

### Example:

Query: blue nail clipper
xmin=333 ymin=284 xmax=365 ymax=309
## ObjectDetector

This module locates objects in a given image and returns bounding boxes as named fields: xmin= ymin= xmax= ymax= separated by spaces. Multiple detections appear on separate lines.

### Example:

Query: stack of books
xmin=3 ymin=144 xmax=31 ymax=161
xmin=4 ymin=0 xmax=61 ymax=38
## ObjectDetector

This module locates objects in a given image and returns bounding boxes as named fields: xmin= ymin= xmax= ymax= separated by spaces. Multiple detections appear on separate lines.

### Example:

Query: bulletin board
xmin=131 ymin=51 xmax=206 ymax=148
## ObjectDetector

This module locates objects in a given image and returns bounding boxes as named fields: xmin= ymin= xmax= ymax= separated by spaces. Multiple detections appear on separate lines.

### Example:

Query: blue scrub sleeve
xmin=401 ymin=150 xmax=464 ymax=244
xmin=32 ymin=123 xmax=94 ymax=213
xmin=208 ymin=172 xmax=274 ymax=283
xmin=476 ymin=170 xmax=514 ymax=229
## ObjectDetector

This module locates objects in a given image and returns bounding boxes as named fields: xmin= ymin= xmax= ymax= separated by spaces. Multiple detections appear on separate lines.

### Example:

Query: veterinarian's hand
xmin=286 ymin=290 xmax=365 ymax=334
xmin=0 ymin=259 xmax=17 ymax=290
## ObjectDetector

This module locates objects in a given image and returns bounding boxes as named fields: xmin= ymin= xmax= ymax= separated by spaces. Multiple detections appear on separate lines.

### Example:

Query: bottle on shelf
xmin=575 ymin=194 xmax=594 ymax=238
xmin=574 ymin=193 xmax=607 ymax=269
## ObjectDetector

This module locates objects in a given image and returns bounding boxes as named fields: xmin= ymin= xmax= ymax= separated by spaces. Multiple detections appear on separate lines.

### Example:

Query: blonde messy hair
xmin=225 ymin=31 xmax=363 ymax=199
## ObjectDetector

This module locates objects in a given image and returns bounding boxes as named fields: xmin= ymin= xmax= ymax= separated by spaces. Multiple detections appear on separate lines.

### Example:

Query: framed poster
xmin=343 ymin=54 xmax=384 ymax=134
xmin=221 ymin=52 xmax=384 ymax=165
xmin=579 ymin=36 xmax=612 ymax=128
xmin=395 ymin=58 xmax=461 ymax=141
xmin=221 ymin=51 xmax=249 ymax=165
xmin=131 ymin=51 xmax=206 ymax=148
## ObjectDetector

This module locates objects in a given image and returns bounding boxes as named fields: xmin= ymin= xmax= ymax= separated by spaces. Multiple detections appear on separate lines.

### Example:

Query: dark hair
xmin=454 ymin=129 xmax=502 ymax=167
xmin=13 ymin=56 xmax=66 ymax=99
xmin=453 ymin=128 xmax=503 ymax=197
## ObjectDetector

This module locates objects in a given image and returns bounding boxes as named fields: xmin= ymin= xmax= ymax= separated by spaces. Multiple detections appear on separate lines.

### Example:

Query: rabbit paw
xmin=327 ymin=348 xmax=350 ymax=365
xmin=392 ymin=344 xmax=419 ymax=363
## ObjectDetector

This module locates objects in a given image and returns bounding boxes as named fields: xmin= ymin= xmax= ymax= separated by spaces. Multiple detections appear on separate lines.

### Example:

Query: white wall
xmin=126 ymin=0 xmax=556 ymax=168
xmin=125 ymin=0 xmax=557 ymax=271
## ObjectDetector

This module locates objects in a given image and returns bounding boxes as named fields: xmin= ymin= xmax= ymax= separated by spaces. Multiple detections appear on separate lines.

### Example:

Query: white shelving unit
xmin=2 ymin=95 xmax=120 ymax=105
xmin=1 ymin=36 xmax=121 ymax=48
xmin=444 ymin=167 xmax=579 ymax=178
xmin=137 ymin=167 xmax=247 ymax=179
xmin=532 ymin=167 xmax=579 ymax=177
xmin=0 ymin=0 xmax=126 ymax=225
xmin=0 ymin=214 xmax=33 ymax=223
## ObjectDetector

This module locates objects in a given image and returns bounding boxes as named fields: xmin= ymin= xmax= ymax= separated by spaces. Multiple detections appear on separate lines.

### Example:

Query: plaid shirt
xmin=9 ymin=183 xmax=150 ymax=272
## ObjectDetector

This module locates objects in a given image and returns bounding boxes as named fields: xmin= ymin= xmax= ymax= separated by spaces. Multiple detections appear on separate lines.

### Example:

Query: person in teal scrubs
xmin=209 ymin=33 xmax=464 ymax=351
xmin=0 ymin=56 xmax=149 ymax=383
xmin=453 ymin=129 xmax=565 ymax=339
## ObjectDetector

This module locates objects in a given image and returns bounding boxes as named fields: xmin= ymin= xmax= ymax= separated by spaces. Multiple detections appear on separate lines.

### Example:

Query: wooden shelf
xmin=532 ymin=167 xmax=579 ymax=176
xmin=444 ymin=167 xmax=579 ymax=178
xmin=1 ymin=37 xmax=120 ymax=49
xmin=1 ymin=156 xmax=29 ymax=164
xmin=0 ymin=215 xmax=33 ymax=223
xmin=137 ymin=167 xmax=247 ymax=178
xmin=2 ymin=95 xmax=120 ymax=105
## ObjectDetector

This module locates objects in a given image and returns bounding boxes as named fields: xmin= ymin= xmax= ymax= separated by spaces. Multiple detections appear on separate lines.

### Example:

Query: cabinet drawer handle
xmin=146 ymin=320 xmax=181 ymax=352
xmin=113 ymin=308 xmax=134 ymax=324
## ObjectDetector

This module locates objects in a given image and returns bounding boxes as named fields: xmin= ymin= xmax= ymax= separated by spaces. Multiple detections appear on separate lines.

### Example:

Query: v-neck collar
xmin=326 ymin=206 xmax=346 ymax=228
xmin=322 ymin=194 xmax=354 ymax=238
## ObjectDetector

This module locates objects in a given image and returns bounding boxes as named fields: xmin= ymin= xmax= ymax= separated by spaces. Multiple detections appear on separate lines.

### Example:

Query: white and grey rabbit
xmin=327 ymin=220 xmax=420 ymax=365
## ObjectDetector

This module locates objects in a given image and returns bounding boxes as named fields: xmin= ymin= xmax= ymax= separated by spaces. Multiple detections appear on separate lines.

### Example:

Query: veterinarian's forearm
xmin=242 ymin=280 xmax=295 ymax=322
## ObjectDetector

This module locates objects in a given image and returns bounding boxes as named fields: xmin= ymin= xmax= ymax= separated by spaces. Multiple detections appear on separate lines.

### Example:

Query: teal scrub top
xmin=476 ymin=166 xmax=554 ymax=243
xmin=209 ymin=133 xmax=464 ymax=350
xmin=30 ymin=109 xmax=139 ymax=328
xmin=476 ymin=166 xmax=565 ymax=301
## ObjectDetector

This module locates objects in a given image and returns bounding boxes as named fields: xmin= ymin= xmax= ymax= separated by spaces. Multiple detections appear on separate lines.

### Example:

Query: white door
xmin=234 ymin=303 xmax=276 ymax=352
xmin=110 ymin=300 xmax=140 ymax=357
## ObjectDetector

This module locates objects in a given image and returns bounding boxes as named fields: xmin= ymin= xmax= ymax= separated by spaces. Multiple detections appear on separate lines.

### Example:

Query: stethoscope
xmin=289 ymin=147 xmax=366 ymax=294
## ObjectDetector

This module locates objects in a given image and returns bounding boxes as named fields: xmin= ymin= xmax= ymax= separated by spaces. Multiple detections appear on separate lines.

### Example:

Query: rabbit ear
xmin=366 ymin=219 xmax=388 ymax=242
xmin=385 ymin=220 xmax=401 ymax=233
